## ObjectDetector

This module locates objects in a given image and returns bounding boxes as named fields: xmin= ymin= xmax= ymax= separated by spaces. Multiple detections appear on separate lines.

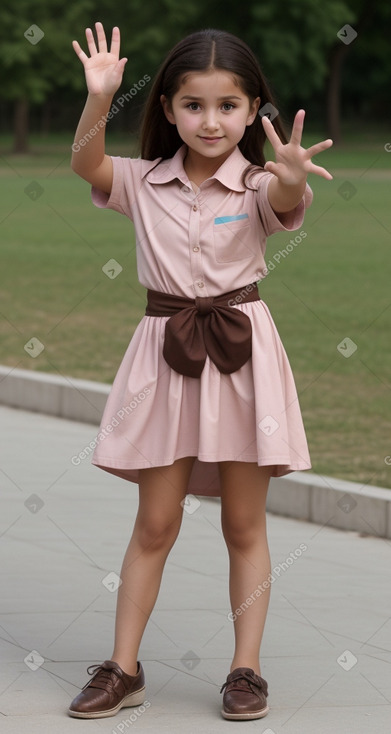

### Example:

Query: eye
xmin=185 ymin=102 xmax=236 ymax=112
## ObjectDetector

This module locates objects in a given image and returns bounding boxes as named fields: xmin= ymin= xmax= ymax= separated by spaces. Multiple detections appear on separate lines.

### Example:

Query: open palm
xmin=262 ymin=109 xmax=333 ymax=183
xmin=72 ymin=22 xmax=127 ymax=96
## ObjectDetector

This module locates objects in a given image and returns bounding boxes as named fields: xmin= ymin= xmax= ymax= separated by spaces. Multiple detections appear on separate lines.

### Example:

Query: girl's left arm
xmin=262 ymin=109 xmax=333 ymax=214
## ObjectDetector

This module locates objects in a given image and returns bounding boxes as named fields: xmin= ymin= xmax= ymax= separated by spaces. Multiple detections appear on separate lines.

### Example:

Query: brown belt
xmin=145 ymin=282 xmax=260 ymax=378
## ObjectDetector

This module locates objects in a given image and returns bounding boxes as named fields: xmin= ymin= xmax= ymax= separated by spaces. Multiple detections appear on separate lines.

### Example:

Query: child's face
xmin=160 ymin=70 xmax=260 ymax=160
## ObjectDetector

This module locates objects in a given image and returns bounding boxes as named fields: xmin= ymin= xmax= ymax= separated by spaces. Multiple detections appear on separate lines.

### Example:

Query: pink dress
xmin=90 ymin=143 xmax=312 ymax=496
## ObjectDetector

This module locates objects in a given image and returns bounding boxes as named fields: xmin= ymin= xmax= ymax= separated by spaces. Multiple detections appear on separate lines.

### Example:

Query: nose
xmin=202 ymin=108 xmax=220 ymax=131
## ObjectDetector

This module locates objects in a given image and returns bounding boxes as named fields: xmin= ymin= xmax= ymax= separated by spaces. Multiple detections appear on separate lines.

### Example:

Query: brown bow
xmin=145 ymin=284 xmax=260 ymax=378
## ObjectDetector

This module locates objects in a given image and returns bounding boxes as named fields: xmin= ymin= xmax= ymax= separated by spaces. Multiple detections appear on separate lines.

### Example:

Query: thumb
xmin=263 ymin=160 xmax=278 ymax=176
xmin=116 ymin=57 xmax=128 ymax=74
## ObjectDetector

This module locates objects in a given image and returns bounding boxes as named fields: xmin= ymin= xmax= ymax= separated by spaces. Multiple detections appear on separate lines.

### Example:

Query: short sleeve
xmin=91 ymin=156 xmax=136 ymax=220
xmin=255 ymin=172 xmax=313 ymax=236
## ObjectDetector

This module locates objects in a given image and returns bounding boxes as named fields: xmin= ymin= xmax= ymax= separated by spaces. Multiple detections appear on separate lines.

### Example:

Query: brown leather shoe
xmin=220 ymin=666 xmax=269 ymax=720
xmin=68 ymin=660 xmax=146 ymax=719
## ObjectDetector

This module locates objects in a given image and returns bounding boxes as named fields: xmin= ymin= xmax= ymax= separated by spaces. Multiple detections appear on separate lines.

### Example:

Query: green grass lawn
xmin=1 ymin=132 xmax=390 ymax=490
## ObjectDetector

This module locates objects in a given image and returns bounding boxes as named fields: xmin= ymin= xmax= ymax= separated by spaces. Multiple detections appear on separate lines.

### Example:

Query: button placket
xmin=188 ymin=195 xmax=207 ymax=296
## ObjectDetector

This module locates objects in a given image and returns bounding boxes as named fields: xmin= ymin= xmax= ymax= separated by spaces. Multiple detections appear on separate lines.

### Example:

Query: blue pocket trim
xmin=214 ymin=213 xmax=249 ymax=225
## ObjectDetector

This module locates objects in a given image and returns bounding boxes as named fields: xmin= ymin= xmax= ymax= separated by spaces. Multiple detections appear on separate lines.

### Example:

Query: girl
xmin=68 ymin=22 xmax=332 ymax=722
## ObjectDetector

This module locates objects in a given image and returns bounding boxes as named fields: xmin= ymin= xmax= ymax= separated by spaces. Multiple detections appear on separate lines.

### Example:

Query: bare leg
xmin=110 ymin=457 xmax=196 ymax=675
xmin=219 ymin=461 xmax=273 ymax=677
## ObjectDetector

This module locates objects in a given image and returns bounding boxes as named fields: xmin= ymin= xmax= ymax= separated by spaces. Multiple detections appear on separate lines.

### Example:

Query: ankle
xmin=230 ymin=662 xmax=261 ymax=677
xmin=111 ymin=659 xmax=139 ymax=677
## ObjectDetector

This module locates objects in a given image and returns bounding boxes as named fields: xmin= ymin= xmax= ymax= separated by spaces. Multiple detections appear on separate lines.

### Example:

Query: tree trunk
xmin=326 ymin=43 xmax=349 ymax=144
xmin=40 ymin=100 xmax=52 ymax=136
xmin=326 ymin=1 xmax=377 ymax=144
xmin=13 ymin=98 xmax=30 ymax=153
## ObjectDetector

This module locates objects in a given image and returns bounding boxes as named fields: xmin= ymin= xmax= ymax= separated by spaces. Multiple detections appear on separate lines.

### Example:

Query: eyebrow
xmin=179 ymin=95 xmax=243 ymax=101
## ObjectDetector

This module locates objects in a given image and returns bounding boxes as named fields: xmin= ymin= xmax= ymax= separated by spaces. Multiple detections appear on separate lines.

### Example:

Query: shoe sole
xmin=221 ymin=703 xmax=269 ymax=720
xmin=68 ymin=685 xmax=146 ymax=719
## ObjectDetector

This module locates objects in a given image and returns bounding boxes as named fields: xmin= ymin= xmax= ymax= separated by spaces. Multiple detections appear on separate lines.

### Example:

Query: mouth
xmin=199 ymin=136 xmax=224 ymax=142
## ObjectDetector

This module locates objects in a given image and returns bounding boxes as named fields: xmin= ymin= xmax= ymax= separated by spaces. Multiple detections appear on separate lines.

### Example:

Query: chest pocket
xmin=213 ymin=214 xmax=255 ymax=262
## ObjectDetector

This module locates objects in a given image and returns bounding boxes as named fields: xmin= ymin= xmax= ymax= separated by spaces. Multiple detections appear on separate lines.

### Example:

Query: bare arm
xmin=71 ymin=93 xmax=114 ymax=192
xmin=71 ymin=23 xmax=127 ymax=194
xmin=267 ymin=176 xmax=307 ymax=214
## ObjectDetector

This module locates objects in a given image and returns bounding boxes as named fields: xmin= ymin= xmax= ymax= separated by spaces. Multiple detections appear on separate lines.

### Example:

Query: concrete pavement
xmin=1 ymin=404 xmax=391 ymax=733
xmin=2 ymin=365 xmax=391 ymax=540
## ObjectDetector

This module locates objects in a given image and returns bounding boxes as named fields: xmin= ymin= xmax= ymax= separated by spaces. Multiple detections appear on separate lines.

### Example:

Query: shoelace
xmin=220 ymin=670 xmax=264 ymax=695
xmin=82 ymin=662 xmax=122 ymax=692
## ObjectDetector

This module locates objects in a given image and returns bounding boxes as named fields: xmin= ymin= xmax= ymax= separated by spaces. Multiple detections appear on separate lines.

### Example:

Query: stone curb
xmin=1 ymin=364 xmax=390 ymax=539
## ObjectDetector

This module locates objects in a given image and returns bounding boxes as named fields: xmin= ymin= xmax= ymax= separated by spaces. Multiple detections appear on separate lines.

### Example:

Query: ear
xmin=246 ymin=96 xmax=261 ymax=126
xmin=160 ymin=94 xmax=176 ymax=125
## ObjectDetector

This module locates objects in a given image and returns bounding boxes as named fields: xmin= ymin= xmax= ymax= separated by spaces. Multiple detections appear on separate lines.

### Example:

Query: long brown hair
xmin=139 ymin=28 xmax=288 ymax=189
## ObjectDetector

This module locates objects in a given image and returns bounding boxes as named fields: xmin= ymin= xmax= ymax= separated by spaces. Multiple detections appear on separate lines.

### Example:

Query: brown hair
xmin=139 ymin=28 xmax=288 ymax=189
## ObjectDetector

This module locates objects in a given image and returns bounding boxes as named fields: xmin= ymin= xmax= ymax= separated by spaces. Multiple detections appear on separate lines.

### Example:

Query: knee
xmin=221 ymin=512 xmax=265 ymax=551
xmin=134 ymin=512 xmax=182 ymax=553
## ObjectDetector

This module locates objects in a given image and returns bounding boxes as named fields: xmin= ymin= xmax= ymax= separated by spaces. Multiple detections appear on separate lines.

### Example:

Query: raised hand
xmin=72 ymin=22 xmax=127 ymax=97
xmin=261 ymin=109 xmax=333 ymax=183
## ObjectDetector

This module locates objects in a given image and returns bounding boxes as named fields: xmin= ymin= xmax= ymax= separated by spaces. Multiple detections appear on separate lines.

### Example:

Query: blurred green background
xmin=1 ymin=1 xmax=390 ymax=489
xmin=1 ymin=0 xmax=390 ymax=150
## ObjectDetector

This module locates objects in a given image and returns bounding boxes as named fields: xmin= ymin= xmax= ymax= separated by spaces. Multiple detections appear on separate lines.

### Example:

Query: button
xmin=192 ymin=204 xmax=198 ymax=211
xmin=193 ymin=246 xmax=200 ymax=252
xmin=198 ymin=281 xmax=204 ymax=287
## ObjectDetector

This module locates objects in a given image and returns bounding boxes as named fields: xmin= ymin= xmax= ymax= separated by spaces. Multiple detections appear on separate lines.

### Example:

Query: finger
xmin=261 ymin=115 xmax=283 ymax=150
xmin=305 ymin=138 xmax=333 ymax=158
xmin=85 ymin=27 xmax=98 ymax=56
xmin=95 ymin=21 xmax=107 ymax=53
xmin=263 ymin=160 xmax=279 ymax=176
xmin=109 ymin=26 xmax=120 ymax=58
xmin=72 ymin=40 xmax=89 ymax=64
xmin=290 ymin=109 xmax=305 ymax=146
xmin=307 ymin=163 xmax=333 ymax=180
xmin=115 ymin=57 xmax=128 ymax=75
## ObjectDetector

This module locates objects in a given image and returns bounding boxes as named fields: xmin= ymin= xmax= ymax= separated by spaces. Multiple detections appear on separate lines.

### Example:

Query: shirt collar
xmin=144 ymin=143 xmax=250 ymax=192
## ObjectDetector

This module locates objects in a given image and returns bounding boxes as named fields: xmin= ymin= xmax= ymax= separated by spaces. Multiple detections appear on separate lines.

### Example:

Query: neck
xmin=183 ymin=145 xmax=236 ymax=184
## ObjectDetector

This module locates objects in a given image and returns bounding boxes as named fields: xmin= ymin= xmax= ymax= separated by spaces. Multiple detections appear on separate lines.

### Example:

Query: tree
xmin=326 ymin=0 xmax=380 ymax=143
xmin=0 ymin=0 xmax=93 ymax=152
xmin=327 ymin=0 xmax=391 ymax=141
xmin=246 ymin=0 xmax=352 ymax=137
xmin=0 ymin=0 xmax=389 ymax=148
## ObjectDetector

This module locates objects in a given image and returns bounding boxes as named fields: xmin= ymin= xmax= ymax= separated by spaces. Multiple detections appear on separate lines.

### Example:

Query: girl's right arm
xmin=71 ymin=22 xmax=127 ymax=194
